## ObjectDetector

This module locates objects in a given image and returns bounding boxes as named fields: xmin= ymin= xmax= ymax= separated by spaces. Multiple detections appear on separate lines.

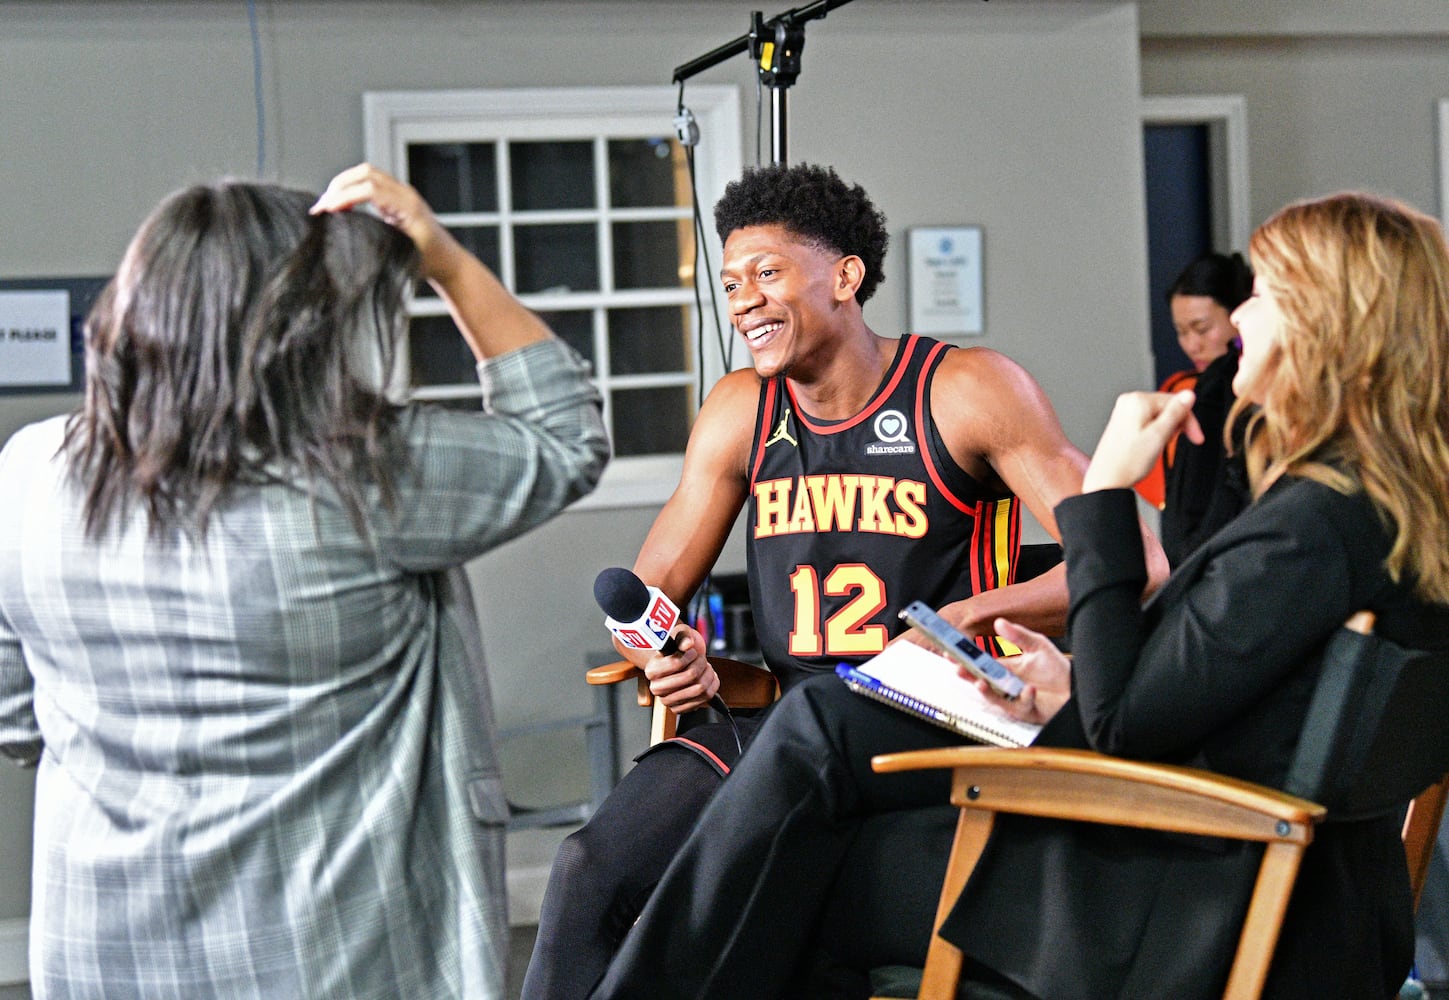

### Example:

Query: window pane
xmin=407 ymin=143 xmax=498 ymax=213
xmin=408 ymin=314 xmax=476 ymax=388
xmin=608 ymin=138 xmax=682 ymax=207
xmin=537 ymin=309 xmax=596 ymax=369
xmin=515 ymin=223 xmax=598 ymax=294
xmin=607 ymin=306 xmax=689 ymax=375
xmin=611 ymin=386 xmax=692 ymax=457
xmin=613 ymin=220 xmax=690 ymax=290
xmin=422 ymin=397 xmax=485 ymax=413
xmin=511 ymin=141 xmax=595 ymax=210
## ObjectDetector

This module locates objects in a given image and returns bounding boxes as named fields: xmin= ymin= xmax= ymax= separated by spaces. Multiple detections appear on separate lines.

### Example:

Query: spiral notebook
xmin=836 ymin=640 xmax=1041 ymax=748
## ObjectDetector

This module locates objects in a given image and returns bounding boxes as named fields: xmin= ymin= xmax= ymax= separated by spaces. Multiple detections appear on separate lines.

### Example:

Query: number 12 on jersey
xmin=788 ymin=564 xmax=889 ymax=658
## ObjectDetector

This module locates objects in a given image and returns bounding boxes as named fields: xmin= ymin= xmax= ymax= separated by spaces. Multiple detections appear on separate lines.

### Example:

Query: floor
xmin=6 ymin=819 xmax=1446 ymax=1000
xmin=3 ymin=946 xmax=1448 ymax=999
xmin=0 ymin=927 xmax=545 ymax=1000
xmin=0 ymin=824 xmax=570 ymax=1000
xmin=506 ymin=923 xmax=540 ymax=1000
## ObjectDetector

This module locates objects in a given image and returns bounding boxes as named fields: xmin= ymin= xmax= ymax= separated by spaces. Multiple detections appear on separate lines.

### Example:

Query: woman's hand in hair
xmin=313 ymin=163 xmax=552 ymax=360
xmin=311 ymin=164 xmax=465 ymax=285
xmin=1082 ymin=389 xmax=1202 ymax=493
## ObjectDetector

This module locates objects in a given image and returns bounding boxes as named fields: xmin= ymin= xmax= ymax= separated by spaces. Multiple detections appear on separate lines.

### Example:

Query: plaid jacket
xmin=0 ymin=340 xmax=607 ymax=999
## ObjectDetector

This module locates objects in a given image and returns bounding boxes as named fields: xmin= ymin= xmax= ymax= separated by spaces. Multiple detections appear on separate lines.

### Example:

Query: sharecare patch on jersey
xmin=753 ymin=474 xmax=928 ymax=538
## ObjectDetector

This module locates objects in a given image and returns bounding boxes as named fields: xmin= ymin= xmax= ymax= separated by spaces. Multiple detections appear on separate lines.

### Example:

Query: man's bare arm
xmin=622 ymin=369 xmax=759 ymax=710
xmin=929 ymin=348 xmax=1168 ymax=637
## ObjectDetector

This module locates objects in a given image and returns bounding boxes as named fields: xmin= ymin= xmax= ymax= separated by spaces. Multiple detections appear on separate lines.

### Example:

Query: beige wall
xmin=1138 ymin=0 xmax=1449 ymax=36
xmin=0 ymin=0 xmax=1144 ymax=948
xmin=1141 ymin=34 xmax=1449 ymax=230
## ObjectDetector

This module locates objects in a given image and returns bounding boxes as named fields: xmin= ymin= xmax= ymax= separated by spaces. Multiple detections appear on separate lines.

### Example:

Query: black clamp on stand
xmin=672 ymin=0 xmax=856 ymax=165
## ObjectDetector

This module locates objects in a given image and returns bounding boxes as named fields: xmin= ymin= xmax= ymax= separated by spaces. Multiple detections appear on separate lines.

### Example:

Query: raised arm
xmin=624 ymin=369 xmax=759 ymax=711
xmin=929 ymin=348 xmax=1169 ymax=638
xmin=312 ymin=164 xmax=609 ymax=568
xmin=311 ymin=163 xmax=552 ymax=360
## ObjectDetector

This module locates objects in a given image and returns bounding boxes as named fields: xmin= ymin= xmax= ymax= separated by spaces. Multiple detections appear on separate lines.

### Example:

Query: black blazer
xmin=943 ymin=479 xmax=1449 ymax=1000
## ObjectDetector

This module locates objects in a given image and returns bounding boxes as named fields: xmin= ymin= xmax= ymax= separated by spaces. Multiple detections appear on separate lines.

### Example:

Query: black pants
xmin=587 ymin=674 xmax=998 ymax=1000
xmin=520 ymin=716 xmax=759 ymax=1000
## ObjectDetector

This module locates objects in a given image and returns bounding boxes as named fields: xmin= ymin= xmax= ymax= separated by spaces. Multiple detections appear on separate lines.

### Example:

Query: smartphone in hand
xmin=899 ymin=601 xmax=1024 ymax=701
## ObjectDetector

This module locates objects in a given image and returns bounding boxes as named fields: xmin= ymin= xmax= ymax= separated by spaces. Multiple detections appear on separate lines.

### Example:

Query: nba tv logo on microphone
xmin=612 ymin=594 xmax=678 ymax=651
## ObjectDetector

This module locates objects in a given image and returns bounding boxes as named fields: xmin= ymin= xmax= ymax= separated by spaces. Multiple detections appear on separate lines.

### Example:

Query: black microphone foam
xmin=594 ymin=566 xmax=651 ymax=621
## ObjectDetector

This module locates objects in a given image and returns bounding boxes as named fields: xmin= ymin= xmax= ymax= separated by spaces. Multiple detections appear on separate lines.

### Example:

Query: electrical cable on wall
xmin=247 ymin=0 xmax=266 ymax=177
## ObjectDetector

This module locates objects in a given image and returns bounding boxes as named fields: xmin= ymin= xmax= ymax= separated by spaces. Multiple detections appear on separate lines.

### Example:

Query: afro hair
xmin=713 ymin=163 xmax=889 ymax=305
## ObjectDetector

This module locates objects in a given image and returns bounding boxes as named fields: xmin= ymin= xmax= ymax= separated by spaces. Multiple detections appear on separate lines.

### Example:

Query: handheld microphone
xmin=594 ymin=566 xmax=744 ymax=754
xmin=594 ymin=567 xmax=682 ymax=656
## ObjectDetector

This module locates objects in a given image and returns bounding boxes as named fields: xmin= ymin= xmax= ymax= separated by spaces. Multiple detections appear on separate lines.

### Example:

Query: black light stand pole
xmin=671 ymin=0 xmax=856 ymax=166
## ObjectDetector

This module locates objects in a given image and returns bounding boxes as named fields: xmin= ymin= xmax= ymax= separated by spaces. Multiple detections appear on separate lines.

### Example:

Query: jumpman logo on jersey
xmin=764 ymin=406 xmax=798 ymax=449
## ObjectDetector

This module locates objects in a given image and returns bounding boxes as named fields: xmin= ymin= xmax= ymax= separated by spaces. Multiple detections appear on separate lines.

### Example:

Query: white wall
xmin=0 ymin=0 xmax=1151 ymax=959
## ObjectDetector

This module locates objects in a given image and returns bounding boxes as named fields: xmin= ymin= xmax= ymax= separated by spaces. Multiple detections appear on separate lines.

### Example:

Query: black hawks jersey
xmin=745 ymin=334 xmax=1020 ymax=692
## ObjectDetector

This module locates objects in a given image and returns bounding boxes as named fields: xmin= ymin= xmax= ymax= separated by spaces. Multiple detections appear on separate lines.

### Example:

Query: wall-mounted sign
xmin=908 ymin=226 xmax=984 ymax=337
xmin=0 ymin=290 xmax=71 ymax=388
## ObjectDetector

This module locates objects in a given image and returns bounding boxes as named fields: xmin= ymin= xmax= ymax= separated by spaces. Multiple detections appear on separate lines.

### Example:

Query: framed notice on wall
xmin=0 ymin=290 xmax=71 ymax=388
xmin=0 ymin=277 xmax=109 ymax=393
xmin=908 ymin=226 xmax=984 ymax=337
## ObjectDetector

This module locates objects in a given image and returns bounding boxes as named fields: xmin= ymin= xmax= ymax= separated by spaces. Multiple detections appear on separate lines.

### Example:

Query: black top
xmin=1161 ymin=346 xmax=1250 ymax=566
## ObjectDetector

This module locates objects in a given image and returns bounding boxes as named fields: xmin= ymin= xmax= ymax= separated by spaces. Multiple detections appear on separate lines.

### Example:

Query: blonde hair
xmin=1232 ymin=192 xmax=1449 ymax=603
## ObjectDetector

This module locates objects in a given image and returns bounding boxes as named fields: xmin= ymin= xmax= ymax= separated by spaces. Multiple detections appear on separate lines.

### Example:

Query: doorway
xmin=1140 ymin=95 xmax=1249 ymax=388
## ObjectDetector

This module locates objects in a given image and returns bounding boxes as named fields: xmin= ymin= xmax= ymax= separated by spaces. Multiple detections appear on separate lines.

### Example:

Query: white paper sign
xmin=909 ymin=226 xmax=984 ymax=336
xmin=0 ymin=290 xmax=71 ymax=387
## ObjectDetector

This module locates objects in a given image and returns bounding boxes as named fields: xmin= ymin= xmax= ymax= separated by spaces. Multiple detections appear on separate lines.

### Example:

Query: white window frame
xmin=1439 ymin=98 xmax=1449 ymax=232
xmin=1141 ymin=94 xmax=1251 ymax=253
xmin=363 ymin=85 xmax=742 ymax=510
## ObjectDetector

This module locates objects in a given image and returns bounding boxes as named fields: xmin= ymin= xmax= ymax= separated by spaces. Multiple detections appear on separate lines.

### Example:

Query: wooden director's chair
xmin=870 ymin=612 xmax=1449 ymax=1000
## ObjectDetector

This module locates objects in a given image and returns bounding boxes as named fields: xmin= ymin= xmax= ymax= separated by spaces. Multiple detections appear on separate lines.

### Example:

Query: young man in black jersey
xmin=521 ymin=163 xmax=1168 ymax=1000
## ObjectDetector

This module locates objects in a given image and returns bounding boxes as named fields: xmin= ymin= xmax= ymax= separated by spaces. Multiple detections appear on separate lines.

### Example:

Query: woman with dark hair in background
xmin=1139 ymin=251 xmax=1256 ymax=564
xmin=0 ymin=165 xmax=608 ymax=999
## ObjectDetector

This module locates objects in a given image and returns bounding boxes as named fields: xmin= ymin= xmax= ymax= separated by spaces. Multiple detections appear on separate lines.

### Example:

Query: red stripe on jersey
xmin=750 ymin=377 xmax=779 ymax=486
xmin=786 ymin=335 xmax=922 ymax=435
xmin=915 ymin=340 xmax=979 ymax=516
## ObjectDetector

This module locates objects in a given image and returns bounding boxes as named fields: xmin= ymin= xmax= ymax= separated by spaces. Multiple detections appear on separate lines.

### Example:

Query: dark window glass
xmin=511 ymin=141 xmax=596 ymax=210
xmin=608 ymin=138 xmax=680 ymax=207
xmin=611 ymin=386 xmax=693 ymax=457
xmin=451 ymin=226 xmax=501 ymax=273
xmin=613 ymin=220 xmax=688 ymax=290
xmin=537 ymin=309 xmax=596 ymax=368
xmin=421 ymin=397 xmax=485 ymax=413
xmin=408 ymin=314 xmax=477 ymax=388
xmin=515 ymin=223 xmax=598 ymax=294
xmin=407 ymin=143 xmax=497 ymax=214
xmin=607 ymin=306 xmax=689 ymax=375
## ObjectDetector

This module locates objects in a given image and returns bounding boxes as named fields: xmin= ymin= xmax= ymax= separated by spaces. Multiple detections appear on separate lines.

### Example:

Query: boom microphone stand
xmin=671 ymin=0 xmax=856 ymax=165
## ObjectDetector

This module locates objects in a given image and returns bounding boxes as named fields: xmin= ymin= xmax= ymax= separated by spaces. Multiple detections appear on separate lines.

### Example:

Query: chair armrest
xmin=587 ymin=656 xmax=776 ymax=702
xmin=872 ymin=746 xmax=1324 ymax=844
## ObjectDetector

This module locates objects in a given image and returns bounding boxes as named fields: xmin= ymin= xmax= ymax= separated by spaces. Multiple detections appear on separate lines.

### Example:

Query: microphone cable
xmin=709 ymin=693 xmax=744 ymax=757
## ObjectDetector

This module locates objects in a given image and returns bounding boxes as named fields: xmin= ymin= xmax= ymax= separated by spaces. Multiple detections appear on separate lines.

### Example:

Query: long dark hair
xmin=63 ymin=180 xmax=421 ymax=541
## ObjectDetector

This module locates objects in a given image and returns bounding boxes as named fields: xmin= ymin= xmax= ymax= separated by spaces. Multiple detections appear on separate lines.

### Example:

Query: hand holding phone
xmin=899 ymin=601 xmax=1025 ymax=701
